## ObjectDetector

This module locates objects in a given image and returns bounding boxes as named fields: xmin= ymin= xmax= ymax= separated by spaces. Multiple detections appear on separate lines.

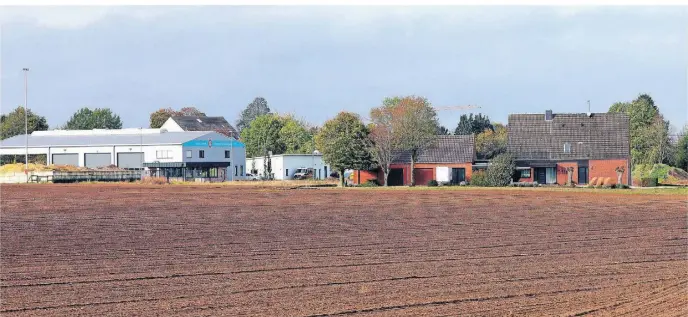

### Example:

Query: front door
xmin=451 ymin=168 xmax=465 ymax=184
xmin=536 ymin=168 xmax=546 ymax=184
xmin=578 ymin=167 xmax=588 ymax=185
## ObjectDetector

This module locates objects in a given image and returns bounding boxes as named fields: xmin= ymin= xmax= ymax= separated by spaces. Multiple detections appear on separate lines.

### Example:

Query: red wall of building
xmin=391 ymin=163 xmax=473 ymax=186
xmin=352 ymin=170 xmax=378 ymax=184
xmin=556 ymin=162 xmax=579 ymax=185
xmin=589 ymin=159 xmax=629 ymax=185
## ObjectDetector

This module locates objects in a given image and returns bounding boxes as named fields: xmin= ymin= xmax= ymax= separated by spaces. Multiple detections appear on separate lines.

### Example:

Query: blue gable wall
xmin=182 ymin=139 xmax=245 ymax=148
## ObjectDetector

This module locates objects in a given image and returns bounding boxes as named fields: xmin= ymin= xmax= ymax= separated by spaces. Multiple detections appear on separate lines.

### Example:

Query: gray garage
xmin=117 ymin=153 xmax=143 ymax=169
xmin=52 ymin=153 xmax=79 ymax=166
xmin=84 ymin=153 xmax=111 ymax=168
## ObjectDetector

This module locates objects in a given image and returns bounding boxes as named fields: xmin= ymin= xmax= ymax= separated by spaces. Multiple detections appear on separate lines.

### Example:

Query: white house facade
xmin=246 ymin=154 xmax=330 ymax=180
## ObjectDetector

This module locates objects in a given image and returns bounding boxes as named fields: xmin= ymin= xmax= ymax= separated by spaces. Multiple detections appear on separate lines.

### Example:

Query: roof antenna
xmin=587 ymin=100 xmax=592 ymax=117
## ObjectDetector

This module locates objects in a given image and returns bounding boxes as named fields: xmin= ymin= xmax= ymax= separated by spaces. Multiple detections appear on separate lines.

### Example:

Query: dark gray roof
xmin=1 ymin=131 xmax=222 ymax=148
xmin=393 ymin=135 xmax=475 ymax=164
xmin=170 ymin=116 xmax=238 ymax=138
xmin=507 ymin=113 xmax=630 ymax=161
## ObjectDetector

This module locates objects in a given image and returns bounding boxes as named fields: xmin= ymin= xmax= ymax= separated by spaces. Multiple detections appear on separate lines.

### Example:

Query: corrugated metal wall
xmin=52 ymin=153 xmax=78 ymax=166
xmin=84 ymin=153 xmax=111 ymax=168
xmin=117 ymin=153 xmax=143 ymax=169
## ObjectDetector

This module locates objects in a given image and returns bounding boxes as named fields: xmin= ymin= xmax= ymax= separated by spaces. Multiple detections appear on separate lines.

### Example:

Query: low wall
xmin=0 ymin=171 xmax=54 ymax=183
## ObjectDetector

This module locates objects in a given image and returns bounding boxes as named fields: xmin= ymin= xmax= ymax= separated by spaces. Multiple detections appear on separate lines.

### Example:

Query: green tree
xmin=315 ymin=112 xmax=373 ymax=187
xmin=389 ymin=96 xmax=439 ymax=186
xmin=454 ymin=113 xmax=493 ymax=135
xmin=237 ymin=97 xmax=271 ymax=133
xmin=64 ymin=107 xmax=122 ymax=130
xmin=149 ymin=106 xmax=206 ymax=128
xmin=1 ymin=106 xmax=49 ymax=140
xmin=608 ymin=94 xmax=670 ymax=165
xmin=475 ymin=123 xmax=507 ymax=159
xmin=484 ymin=153 xmax=516 ymax=186
xmin=672 ymin=125 xmax=688 ymax=171
xmin=240 ymin=114 xmax=285 ymax=157
xmin=437 ymin=125 xmax=450 ymax=135
xmin=149 ymin=108 xmax=177 ymax=128
xmin=280 ymin=116 xmax=314 ymax=154
xmin=368 ymin=102 xmax=404 ymax=186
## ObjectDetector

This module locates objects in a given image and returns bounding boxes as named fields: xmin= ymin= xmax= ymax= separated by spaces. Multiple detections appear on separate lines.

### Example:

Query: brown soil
xmin=1 ymin=185 xmax=686 ymax=316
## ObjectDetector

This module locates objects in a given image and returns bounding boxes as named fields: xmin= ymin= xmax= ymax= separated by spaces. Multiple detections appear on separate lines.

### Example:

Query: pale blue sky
xmin=1 ymin=6 xmax=686 ymax=131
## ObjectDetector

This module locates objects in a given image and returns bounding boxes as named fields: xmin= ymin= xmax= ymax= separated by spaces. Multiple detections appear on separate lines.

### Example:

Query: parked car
xmin=293 ymin=168 xmax=314 ymax=180
xmin=245 ymin=173 xmax=261 ymax=181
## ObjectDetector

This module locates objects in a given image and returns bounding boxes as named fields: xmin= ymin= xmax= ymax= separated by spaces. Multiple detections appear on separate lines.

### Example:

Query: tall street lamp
xmin=23 ymin=68 xmax=29 ymax=182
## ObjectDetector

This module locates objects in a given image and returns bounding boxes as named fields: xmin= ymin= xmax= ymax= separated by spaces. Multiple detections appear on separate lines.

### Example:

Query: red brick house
xmin=508 ymin=111 xmax=631 ymax=185
xmin=353 ymin=135 xmax=476 ymax=186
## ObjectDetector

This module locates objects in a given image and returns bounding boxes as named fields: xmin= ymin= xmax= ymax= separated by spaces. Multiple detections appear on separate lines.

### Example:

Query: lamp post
xmin=22 ymin=68 xmax=29 ymax=182
xmin=140 ymin=127 xmax=144 ymax=180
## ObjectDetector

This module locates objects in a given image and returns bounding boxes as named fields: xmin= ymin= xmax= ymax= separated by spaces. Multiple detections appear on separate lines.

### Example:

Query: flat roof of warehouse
xmin=0 ymin=131 xmax=227 ymax=148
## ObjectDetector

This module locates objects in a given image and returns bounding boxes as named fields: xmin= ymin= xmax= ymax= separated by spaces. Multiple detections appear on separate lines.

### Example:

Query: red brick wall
xmin=387 ymin=163 xmax=473 ymax=186
xmin=589 ymin=159 xmax=629 ymax=185
xmin=353 ymin=163 xmax=474 ymax=185
xmin=556 ymin=162 xmax=579 ymax=185
xmin=352 ymin=170 xmax=378 ymax=184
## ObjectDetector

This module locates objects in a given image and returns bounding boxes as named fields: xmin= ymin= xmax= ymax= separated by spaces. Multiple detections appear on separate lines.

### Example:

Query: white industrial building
xmin=0 ymin=128 xmax=246 ymax=181
xmin=246 ymin=154 xmax=331 ymax=180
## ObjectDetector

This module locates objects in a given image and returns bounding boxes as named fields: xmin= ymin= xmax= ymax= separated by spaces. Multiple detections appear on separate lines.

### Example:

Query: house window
xmin=235 ymin=166 xmax=238 ymax=176
xmin=185 ymin=150 xmax=192 ymax=158
xmin=156 ymin=150 xmax=172 ymax=159
xmin=199 ymin=150 xmax=205 ymax=158
xmin=225 ymin=150 xmax=230 ymax=158
xmin=209 ymin=168 xmax=218 ymax=178
xmin=520 ymin=169 xmax=531 ymax=178
xmin=563 ymin=143 xmax=571 ymax=153
xmin=286 ymin=169 xmax=289 ymax=177
xmin=240 ymin=165 xmax=244 ymax=176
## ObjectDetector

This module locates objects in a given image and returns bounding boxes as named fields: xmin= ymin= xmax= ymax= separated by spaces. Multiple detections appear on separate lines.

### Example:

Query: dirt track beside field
xmin=1 ymin=185 xmax=686 ymax=316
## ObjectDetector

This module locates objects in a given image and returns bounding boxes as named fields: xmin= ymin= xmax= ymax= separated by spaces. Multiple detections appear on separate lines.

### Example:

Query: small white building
xmin=246 ymin=154 xmax=331 ymax=180
xmin=0 ymin=128 xmax=247 ymax=181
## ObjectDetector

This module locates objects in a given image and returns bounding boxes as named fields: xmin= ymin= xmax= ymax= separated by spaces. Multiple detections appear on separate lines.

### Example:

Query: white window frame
xmin=185 ymin=150 xmax=192 ymax=158
xmin=156 ymin=150 xmax=173 ymax=159
xmin=563 ymin=142 xmax=571 ymax=153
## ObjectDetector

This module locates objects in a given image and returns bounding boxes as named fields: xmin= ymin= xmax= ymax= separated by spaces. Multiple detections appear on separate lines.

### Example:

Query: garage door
xmin=388 ymin=168 xmax=404 ymax=186
xmin=414 ymin=168 xmax=434 ymax=186
xmin=117 ymin=153 xmax=143 ymax=169
xmin=84 ymin=153 xmax=111 ymax=168
xmin=52 ymin=153 xmax=78 ymax=166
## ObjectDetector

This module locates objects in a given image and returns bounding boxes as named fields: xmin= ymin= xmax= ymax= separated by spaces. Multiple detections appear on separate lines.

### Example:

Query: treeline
xmin=1 ymin=93 xmax=686 ymax=178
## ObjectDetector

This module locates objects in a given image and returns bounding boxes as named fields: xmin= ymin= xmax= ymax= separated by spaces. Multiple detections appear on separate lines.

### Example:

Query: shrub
xmin=640 ymin=178 xmax=658 ymax=187
xmin=359 ymin=179 xmax=379 ymax=187
xmin=427 ymin=179 xmax=438 ymax=187
xmin=590 ymin=177 xmax=598 ymax=186
xmin=616 ymin=184 xmax=630 ymax=189
xmin=596 ymin=177 xmax=605 ymax=187
xmin=471 ymin=171 xmax=489 ymax=186
xmin=602 ymin=184 xmax=613 ymax=189
xmin=140 ymin=177 xmax=167 ymax=185
xmin=483 ymin=153 xmax=516 ymax=187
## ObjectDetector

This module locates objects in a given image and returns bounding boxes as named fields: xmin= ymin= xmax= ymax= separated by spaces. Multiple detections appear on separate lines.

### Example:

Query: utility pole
xmin=587 ymin=100 xmax=591 ymax=113
xmin=140 ymin=127 xmax=144 ymax=180
xmin=23 ymin=68 xmax=29 ymax=182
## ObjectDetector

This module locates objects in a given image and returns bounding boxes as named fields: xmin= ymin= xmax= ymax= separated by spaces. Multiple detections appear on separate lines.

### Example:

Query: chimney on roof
xmin=545 ymin=110 xmax=553 ymax=121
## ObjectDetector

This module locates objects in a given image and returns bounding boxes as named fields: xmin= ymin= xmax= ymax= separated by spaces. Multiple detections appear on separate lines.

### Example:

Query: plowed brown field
xmin=1 ymin=184 xmax=686 ymax=316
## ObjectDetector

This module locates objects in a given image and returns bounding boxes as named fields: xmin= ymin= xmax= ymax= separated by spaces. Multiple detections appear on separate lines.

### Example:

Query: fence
xmin=52 ymin=171 xmax=142 ymax=183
